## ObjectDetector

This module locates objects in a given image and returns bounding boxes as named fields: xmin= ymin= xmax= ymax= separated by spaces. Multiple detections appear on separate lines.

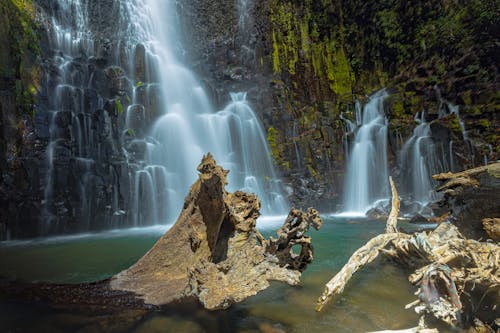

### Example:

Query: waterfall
xmin=342 ymin=90 xmax=390 ymax=215
xmin=41 ymin=0 xmax=96 ymax=231
xmin=35 ymin=0 xmax=286 ymax=237
xmin=398 ymin=112 xmax=443 ymax=205
xmin=122 ymin=0 xmax=288 ymax=223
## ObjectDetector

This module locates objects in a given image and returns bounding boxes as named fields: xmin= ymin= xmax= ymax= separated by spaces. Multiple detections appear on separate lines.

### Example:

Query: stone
xmin=134 ymin=43 xmax=147 ymax=82
xmin=409 ymin=214 xmax=430 ymax=224
xmin=433 ymin=163 xmax=500 ymax=240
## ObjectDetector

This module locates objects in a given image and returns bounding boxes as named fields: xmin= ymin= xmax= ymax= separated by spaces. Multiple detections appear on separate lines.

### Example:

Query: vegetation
xmin=265 ymin=0 xmax=499 ymax=187
xmin=0 ymin=0 xmax=40 ymax=115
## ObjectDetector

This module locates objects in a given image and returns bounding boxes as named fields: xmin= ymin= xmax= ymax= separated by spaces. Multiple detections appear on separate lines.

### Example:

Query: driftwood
xmin=317 ymin=171 xmax=500 ymax=331
xmin=482 ymin=218 xmax=500 ymax=241
xmin=111 ymin=154 xmax=322 ymax=309
xmin=1 ymin=154 xmax=323 ymax=312
xmin=316 ymin=174 xmax=406 ymax=311
xmin=368 ymin=329 xmax=438 ymax=333
xmin=432 ymin=163 xmax=500 ymax=240
xmin=386 ymin=176 xmax=400 ymax=233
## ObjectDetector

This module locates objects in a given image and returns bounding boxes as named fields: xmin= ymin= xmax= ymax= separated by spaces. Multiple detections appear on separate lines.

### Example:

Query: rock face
xmin=111 ymin=154 xmax=322 ymax=310
xmin=433 ymin=163 xmax=500 ymax=240
xmin=177 ymin=0 xmax=499 ymax=210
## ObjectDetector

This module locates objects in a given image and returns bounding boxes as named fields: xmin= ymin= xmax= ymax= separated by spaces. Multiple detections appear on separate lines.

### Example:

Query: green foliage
xmin=115 ymin=99 xmax=124 ymax=114
xmin=478 ymin=119 xmax=491 ymax=129
xmin=0 ymin=0 xmax=40 ymax=115
xmin=266 ymin=126 xmax=290 ymax=168
xmin=267 ymin=126 xmax=279 ymax=160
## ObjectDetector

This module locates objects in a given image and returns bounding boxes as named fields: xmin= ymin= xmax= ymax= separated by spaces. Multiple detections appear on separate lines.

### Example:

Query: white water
xmin=42 ymin=0 xmax=96 ymax=226
xmin=398 ymin=112 xmax=443 ymax=205
xmin=124 ymin=0 xmax=287 ymax=225
xmin=38 ymin=0 xmax=287 ymax=234
xmin=342 ymin=90 xmax=389 ymax=215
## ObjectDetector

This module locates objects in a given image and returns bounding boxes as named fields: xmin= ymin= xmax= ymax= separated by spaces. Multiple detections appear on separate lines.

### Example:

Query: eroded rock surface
xmin=111 ymin=154 xmax=322 ymax=309
xmin=432 ymin=163 xmax=500 ymax=240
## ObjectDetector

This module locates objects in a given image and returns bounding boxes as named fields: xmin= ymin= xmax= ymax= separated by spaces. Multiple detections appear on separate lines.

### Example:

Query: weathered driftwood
xmin=432 ymin=163 xmax=500 ymax=240
xmin=317 ymin=172 xmax=500 ymax=331
xmin=368 ymin=329 xmax=438 ymax=333
xmin=386 ymin=176 xmax=400 ymax=234
xmin=110 ymin=153 xmax=323 ymax=310
xmin=1 ymin=154 xmax=323 ymax=312
xmin=482 ymin=218 xmax=500 ymax=241
xmin=316 ymin=174 xmax=404 ymax=311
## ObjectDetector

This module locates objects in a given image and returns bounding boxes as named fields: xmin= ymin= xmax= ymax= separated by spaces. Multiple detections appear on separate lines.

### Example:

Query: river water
xmin=0 ymin=217 xmax=439 ymax=332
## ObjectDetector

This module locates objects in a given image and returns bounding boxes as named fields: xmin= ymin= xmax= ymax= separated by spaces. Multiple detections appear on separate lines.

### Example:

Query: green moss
xmin=306 ymin=164 xmax=318 ymax=178
xmin=478 ymin=118 xmax=491 ymax=129
xmin=272 ymin=31 xmax=281 ymax=73
xmin=267 ymin=126 xmax=283 ymax=165
xmin=464 ymin=106 xmax=482 ymax=116
xmin=390 ymin=98 xmax=405 ymax=118
xmin=299 ymin=20 xmax=310 ymax=56
xmin=461 ymin=90 xmax=472 ymax=105
xmin=329 ymin=46 xmax=354 ymax=97
xmin=115 ymin=99 xmax=124 ymax=114
xmin=0 ymin=0 xmax=40 ymax=115
xmin=447 ymin=115 xmax=462 ymax=134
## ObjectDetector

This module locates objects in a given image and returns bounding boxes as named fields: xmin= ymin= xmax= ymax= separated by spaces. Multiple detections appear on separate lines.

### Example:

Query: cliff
xmin=178 ymin=0 xmax=499 ymax=209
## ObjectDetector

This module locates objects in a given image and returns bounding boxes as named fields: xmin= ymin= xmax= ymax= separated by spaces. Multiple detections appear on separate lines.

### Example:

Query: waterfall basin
xmin=0 ymin=217 xmax=448 ymax=332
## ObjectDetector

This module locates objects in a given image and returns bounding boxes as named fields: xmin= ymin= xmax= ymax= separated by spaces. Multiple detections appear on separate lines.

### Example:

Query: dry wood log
xmin=482 ymin=218 xmax=500 ymax=241
xmin=316 ymin=176 xmax=404 ymax=311
xmin=386 ymin=176 xmax=400 ymax=234
xmin=110 ymin=154 xmax=323 ymax=310
xmin=316 ymin=173 xmax=500 ymax=330
xmin=432 ymin=165 xmax=491 ymax=181
xmin=367 ymin=329 xmax=438 ymax=333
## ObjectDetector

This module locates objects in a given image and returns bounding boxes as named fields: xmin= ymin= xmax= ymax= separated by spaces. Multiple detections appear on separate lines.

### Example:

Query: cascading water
xmin=123 ymin=0 xmax=288 ymax=225
xmin=41 ymin=0 xmax=98 ymax=231
xmin=398 ymin=112 xmax=446 ymax=205
xmin=35 ymin=0 xmax=287 ymax=237
xmin=342 ymin=90 xmax=389 ymax=215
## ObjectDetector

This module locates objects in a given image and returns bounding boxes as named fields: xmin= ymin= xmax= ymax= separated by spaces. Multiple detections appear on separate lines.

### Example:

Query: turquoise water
xmin=0 ymin=217 xmax=425 ymax=332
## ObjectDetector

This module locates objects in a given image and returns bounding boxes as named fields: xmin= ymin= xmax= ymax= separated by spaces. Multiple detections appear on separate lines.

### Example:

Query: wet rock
xmin=409 ymin=213 xmax=430 ymax=224
xmin=433 ymin=163 xmax=500 ymax=240
xmin=104 ymin=66 xmax=130 ymax=97
xmin=134 ymin=44 xmax=146 ymax=82
xmin=125 ymin=104 xmax=146 ymax=133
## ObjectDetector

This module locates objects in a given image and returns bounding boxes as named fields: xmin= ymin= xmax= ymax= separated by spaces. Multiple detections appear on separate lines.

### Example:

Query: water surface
xmin=0 ymin=217 xmax=426 ymax=332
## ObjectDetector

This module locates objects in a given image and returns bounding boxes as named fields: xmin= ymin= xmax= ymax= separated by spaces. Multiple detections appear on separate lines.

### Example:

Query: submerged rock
xmin=110 ymin=153 xmax=322 ymax=310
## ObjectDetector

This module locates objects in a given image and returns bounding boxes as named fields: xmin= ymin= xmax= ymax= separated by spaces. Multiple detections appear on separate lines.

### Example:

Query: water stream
xmin=398 ymin=112 xmax=447 ymax=206
xmin=41 ymin=0 xmax=99 ymax=231
xmin=342 ymin=90 xmax=390 ymax=215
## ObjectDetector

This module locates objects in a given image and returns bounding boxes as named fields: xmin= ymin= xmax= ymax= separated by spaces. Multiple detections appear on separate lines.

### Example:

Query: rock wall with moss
xmin=0 ymin=0 xmax=42 ymax=238
xmin=178 ymin=0 xmax=499 ymax=209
